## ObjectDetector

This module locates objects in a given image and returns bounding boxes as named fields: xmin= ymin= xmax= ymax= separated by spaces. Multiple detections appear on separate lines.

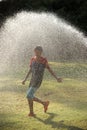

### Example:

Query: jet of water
xmin=0 ymin=11 xmax=87 ymax=74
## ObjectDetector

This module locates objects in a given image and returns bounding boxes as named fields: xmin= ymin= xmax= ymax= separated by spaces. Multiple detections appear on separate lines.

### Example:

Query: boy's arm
xmin=22 ymin=68 xmax=32 ymax=85
xmin=47 ymin=65 xmax=62 ymax=82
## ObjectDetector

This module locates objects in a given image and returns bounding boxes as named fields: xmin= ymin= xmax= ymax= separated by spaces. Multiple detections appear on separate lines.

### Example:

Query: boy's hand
xmin=57 ymin=78 xmax=62 ymax=83
xmin=22 ymin=80 xmax=26 ymax=85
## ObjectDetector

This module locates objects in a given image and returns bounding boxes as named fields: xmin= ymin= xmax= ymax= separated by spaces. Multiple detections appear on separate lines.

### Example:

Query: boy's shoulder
xmin=41 ymin=56 xmax=47 ymax=60
xmin=30 ymin=56 xmax=48 ymax=64
xmin=41 ymin=56 xmax=48 ymax=62
xmin=40 ymin=57 xmax=48 ymax=65
xmin=30 ymin=56 xmax=36 ymax=61
xmin=31 ymin=56 xmax=47 ymax=60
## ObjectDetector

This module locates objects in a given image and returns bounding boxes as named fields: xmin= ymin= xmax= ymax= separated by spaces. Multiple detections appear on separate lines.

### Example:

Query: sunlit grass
xmin=0 ymin=62 xmax=87 ymax=130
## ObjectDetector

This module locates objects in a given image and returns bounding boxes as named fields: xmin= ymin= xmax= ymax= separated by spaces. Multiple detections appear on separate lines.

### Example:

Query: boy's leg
xmin=26 ymin=87 xmax=37 ymax=116
xmin=27 ymin=99 xmax=34 ymax=115
xmin=33 ymin=97 xmax=45 ymax=105
xmin=26 ymin=87 xmax=49 ymax=114
xmin=33 ymin=97 xmax=50 ymax=113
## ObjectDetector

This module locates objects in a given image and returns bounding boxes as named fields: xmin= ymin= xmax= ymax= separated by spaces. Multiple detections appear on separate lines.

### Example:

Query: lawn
xmin=0 ymin=62 xmax=87 ymax=130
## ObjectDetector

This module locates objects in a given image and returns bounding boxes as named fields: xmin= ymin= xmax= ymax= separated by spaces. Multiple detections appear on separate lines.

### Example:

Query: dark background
xmin=0 ymin=0 xmax=87 ymax=34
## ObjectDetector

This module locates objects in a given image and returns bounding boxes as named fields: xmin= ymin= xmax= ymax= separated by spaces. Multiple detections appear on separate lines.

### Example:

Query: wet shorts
xmin=26 ymin=86 xmax=38 ymax=99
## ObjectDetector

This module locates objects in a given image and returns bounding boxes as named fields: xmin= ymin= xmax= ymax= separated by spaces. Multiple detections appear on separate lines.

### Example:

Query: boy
xmin=22 ymin=46 xmax=62 ymax=117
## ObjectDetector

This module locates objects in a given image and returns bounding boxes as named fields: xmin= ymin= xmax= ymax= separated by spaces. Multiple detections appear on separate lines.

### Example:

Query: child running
xmin=22 ymin=46 xmax=62 ymax=117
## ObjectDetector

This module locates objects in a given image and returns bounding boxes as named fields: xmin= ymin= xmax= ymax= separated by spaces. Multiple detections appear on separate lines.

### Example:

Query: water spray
xmin=0 ymin=11 xmax=87 ymax=74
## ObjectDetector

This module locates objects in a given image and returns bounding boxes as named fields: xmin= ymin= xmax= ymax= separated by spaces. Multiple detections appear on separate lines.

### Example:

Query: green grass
xmin=0 ymin=62 xmax=87 ymax=130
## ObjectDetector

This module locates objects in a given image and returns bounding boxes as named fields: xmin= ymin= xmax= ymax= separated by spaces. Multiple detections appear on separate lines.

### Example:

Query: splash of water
xmin=0 ymin=11 xmax=87 ymax=73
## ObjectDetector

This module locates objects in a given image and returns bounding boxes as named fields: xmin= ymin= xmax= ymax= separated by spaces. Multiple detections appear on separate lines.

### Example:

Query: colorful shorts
xmin=26 ymin=86 xmax=38 ymax=99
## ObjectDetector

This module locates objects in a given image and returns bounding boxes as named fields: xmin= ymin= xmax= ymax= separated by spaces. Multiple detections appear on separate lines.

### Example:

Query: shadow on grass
xmin=35 ymin=112 xmax=84 ymax=130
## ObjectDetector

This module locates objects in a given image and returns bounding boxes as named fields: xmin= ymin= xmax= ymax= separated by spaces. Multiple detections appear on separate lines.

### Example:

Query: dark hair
xmin=34 ymin=46 xmax=43 ymax=52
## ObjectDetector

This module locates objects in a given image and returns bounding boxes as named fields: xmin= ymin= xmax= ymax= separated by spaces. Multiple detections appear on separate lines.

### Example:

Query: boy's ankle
xmin=29 ymin=112 xmax=34 ymax=114
xmin=28 ymin=113 xmax=36 ymax=117
xmin=43 ymin=101 xmax=48 ymax=106
xmin=42 ymin=101 xmax=46 ymax=105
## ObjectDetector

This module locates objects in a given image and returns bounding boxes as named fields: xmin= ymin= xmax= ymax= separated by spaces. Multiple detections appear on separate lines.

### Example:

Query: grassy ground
xmin=0 ymin=62 xmax=87 ymax=130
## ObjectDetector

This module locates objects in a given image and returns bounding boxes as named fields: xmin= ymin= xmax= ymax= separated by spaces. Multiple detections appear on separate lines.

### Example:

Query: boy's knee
xmin=26 ymin=86 xmax=37 ymax=99
xmin=26 ymin=93 xmax=33 ymax=99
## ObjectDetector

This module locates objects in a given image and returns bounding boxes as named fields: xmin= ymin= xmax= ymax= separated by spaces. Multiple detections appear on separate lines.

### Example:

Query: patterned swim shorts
xmin=26 ymin=86 xmax=38 ymax=99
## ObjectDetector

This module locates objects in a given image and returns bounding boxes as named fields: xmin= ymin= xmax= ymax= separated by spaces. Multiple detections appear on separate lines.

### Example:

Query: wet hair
xmin=34 ymin=46 xmax=43 ymax=52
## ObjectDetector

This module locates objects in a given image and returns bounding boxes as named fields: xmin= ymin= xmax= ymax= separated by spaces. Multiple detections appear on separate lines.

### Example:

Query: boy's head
xmin=34 ymin=46 xmax=43 ymax=57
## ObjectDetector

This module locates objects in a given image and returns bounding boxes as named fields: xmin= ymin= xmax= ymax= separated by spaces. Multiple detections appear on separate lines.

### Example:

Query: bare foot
xmin=28 ymin=113 xmax=36 ymax=117
xmin=44 ymin=101 xmax=50 ymax=113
